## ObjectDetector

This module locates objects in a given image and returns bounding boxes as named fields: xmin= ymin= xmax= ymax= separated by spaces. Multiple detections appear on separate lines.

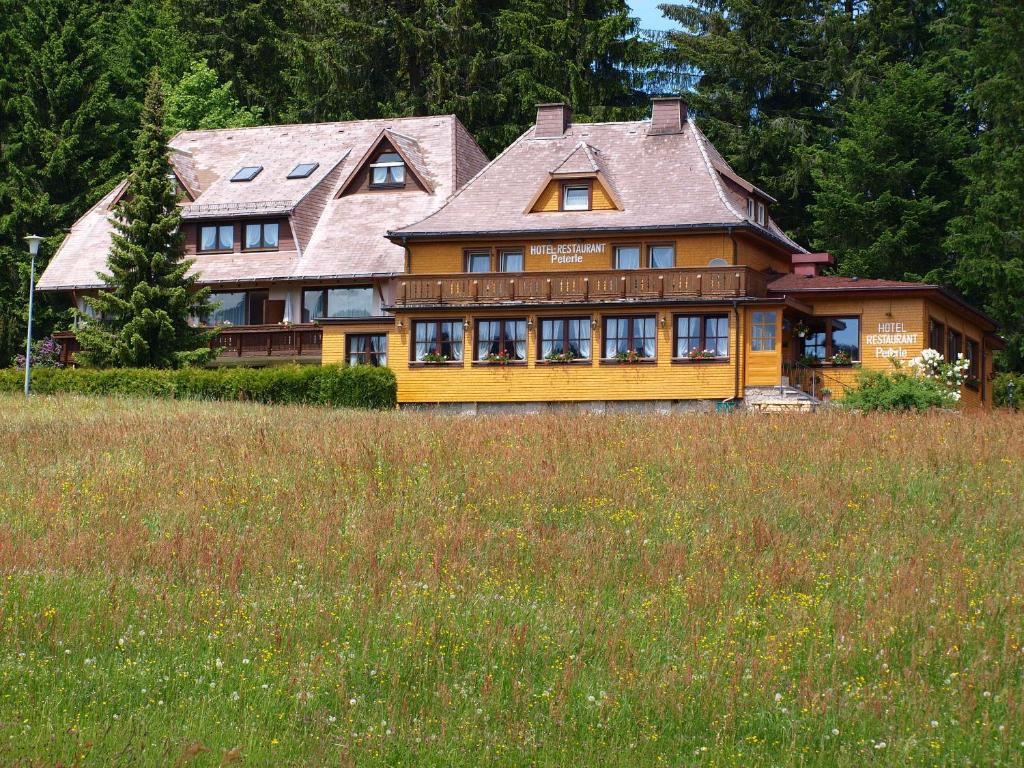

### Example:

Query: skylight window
xmin=231 ymin=166 xmax=263 ymax=182
xmin=287 ymin=162 xmax=319 ymax=180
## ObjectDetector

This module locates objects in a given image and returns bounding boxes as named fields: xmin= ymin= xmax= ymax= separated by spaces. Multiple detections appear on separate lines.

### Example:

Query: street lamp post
xmin=23 ymin=235 xmax=44 ymax=397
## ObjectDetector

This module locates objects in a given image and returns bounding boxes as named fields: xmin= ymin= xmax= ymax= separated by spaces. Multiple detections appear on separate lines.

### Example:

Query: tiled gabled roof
xmin=38 ymin=115 xmax=489 ymax=290
xmin=391 ymin=117 xmax=806 ymax=255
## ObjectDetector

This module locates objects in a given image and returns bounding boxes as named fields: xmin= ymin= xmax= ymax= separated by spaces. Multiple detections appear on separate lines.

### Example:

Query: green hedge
xmin=0 ymin=364 xmax=396 ymax=409
xmin=841 ymin=369 xmax=951 ymax=412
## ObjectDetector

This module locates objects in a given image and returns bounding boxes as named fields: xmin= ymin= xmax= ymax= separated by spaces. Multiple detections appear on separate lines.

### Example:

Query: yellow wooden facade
xmin=320 ymin=230 xmax=997 ymax=409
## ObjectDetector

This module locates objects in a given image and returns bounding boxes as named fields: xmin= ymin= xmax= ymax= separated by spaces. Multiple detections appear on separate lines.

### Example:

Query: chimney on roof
xmin=535 ymin=103 xmax=571 ymax=138
xmin=792 ymin=252 xmax=834 ymax=277
xmin=649 ymin=96 xmax=688 ymax=135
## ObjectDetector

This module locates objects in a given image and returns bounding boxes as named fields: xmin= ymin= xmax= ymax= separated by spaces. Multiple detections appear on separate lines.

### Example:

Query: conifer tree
xmin=77 ymin=72 xmax=214 ymax=368
xmin=0 ymin=0 xmax=132 ymax=366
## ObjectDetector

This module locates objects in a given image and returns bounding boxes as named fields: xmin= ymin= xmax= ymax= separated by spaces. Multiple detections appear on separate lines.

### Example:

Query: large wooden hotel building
xmin=40 ymin=99 xmax=1001 ymax=410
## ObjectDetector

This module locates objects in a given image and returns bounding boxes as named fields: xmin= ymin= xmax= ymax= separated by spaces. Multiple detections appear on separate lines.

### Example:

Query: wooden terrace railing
xmin=394 ymin=266 xmax=769 ymax=307
xmin=210 ymin=323 xmax=322 ymax=358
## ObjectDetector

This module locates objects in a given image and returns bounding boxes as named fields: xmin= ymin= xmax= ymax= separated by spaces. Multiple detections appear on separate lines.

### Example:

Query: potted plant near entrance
xmin=793 ymin=321 xmax=810 ymax=339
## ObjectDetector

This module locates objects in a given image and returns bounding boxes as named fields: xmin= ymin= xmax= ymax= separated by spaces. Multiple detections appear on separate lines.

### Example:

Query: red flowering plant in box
xmin=687 ymin=348 xmax=717 ymax=361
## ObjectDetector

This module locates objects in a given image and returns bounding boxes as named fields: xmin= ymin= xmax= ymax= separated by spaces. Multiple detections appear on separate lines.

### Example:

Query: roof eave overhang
xmin=388 ymin=221 xmax=796 ymax=250
xmin=768 ymin=284 xmax=999 ymax=332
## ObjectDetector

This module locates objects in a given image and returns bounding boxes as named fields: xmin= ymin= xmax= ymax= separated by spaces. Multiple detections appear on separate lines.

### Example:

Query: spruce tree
xmin=77 ymin=72 xmax=213 ymax=369
xmin=942 ymin=0 xmax=1024 ymax=369
xmin=808 ymin=63 xmax=968 ymax=281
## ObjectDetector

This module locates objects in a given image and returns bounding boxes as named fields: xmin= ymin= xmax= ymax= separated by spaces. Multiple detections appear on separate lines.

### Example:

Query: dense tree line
xmin=0 ymin=0 xmax=1020 ymax=368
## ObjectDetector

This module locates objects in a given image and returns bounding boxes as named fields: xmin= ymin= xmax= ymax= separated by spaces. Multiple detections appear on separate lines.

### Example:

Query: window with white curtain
xmin=476 ymin=319 xmax=527 ymax=361
xmin=413 ymin=320 xmax=464 ymax=362
xmin=369 ymin=152 xmax=406 ymax=187
xmin=614 ymin=245 xmax=641 ymax=270
xmin=200 ymin=224 xmax=233 ymax=252
xmin=539 ymin=318 xmax=591 ymax=361
xmin=603 ymin=316 xmax=656 ymax=359
xmin=346 ymin=334 xmax=388 ymax=366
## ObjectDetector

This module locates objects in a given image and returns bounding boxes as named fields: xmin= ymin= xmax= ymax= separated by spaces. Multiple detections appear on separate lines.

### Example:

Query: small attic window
xmin=231 ymin=166 xmax=263 ymax=182
xmin=287 ymin=162 xmax=319 ymax=180
xmin=747 ymin=197 xmax=767 ymax=225
xmin=369 ymin=152 xmax=406 ymax=188
xmin=562 ymin=183 xmax=590 ymax=211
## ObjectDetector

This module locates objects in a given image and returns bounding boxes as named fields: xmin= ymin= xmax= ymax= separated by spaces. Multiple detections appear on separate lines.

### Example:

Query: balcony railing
xmin=210 ymin=323 xmax=322 ymax=358
xmin=393 ymin=266 xmax=769 ymax=307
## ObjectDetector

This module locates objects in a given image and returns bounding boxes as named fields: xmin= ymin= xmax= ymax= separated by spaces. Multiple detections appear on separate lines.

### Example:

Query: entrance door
xmin=248 ymin=290 xmax=269 ymax=325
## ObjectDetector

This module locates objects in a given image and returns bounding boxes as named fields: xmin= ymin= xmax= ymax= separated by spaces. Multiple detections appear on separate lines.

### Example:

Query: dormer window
xmin=231 ymin=166 xmax=263 ymax=182
xmin=747 ymin=197 xmax=766 ymax=225
xmin=199 ymin=224 xmax=233 ymax=252
xmin=369 ymin=152 xmax=406 ymax=188
xmin=562 ymin=183 xmax=590 ymax=211
xmin=287 ymin=162 xmax=319 ymax=179
xmin=244 ymin=221 xmax=279 ymax=251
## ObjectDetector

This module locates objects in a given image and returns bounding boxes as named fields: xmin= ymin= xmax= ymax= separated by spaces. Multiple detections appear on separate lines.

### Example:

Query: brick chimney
xmin=792 ymin=252 xmax=834 ymax=277
xmin=649 ymin=97 xmax=688 ymax=135
xmin=535 ymin=103 xmax=571 ymax=138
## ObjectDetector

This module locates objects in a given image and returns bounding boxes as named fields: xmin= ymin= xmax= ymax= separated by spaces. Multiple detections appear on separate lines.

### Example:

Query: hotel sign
xmin=867 ymin=321 xmax=919 ymax=359
xmin=529 ymin=242 xmax=607 ymax=265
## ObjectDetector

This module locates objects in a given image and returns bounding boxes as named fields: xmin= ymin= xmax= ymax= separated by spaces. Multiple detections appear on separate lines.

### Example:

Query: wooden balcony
xmin=393 ymin=266 xmax=769 ymax=307
xmin=210 ymin=323 xmax=322 ymax=360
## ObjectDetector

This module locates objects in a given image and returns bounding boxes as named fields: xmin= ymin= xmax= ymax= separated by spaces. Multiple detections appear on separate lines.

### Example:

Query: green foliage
xmin=941 ymin=1 xmax=1024 ymax=370
xmin=993 ymin=372 xmax=1022 ymax=410
xmin=75 ymin=72 xmax=214 ymax=368
xmin=809 ymin=63 xmax=968 ymax=280
xmin=164 ymin=60 xmax=262 ymax=134
xmin=842 ymin=368 xmax=951 ymax=412
xmin=1 ymin=364 xmax=398 ymax=409
xmin=0 ymin=0 xmax=135 ymax=366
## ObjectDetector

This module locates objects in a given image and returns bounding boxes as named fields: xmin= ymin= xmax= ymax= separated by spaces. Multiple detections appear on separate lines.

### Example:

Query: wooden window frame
xmin=750 ymin=310 xmax=778 ymax=353
xmin=798 ymin=316 xmax=861 ymax=362
xmin=612 ymin=243 xmax=643 ymax=270
xmin=498 ymin=248 xmax=524 ymax=273
xmin=198 ymin=222 xmax=235 ymax=253
xmin=965 ymin=337 xmax=980 ymax=390
xmin=464 ymin=248 xmax=493 ymax=273
xmin=947 ymin=328 xmax=963 ymax=362
xmin=647 ymin=242 xmax=676 ymax=269
xmin=755 ymin=201 xmax=766 ymax=226
xmin=928 ymin=317 xmax=946 ymax=355
xmin=346 ymin=333 xmax=388 ymax=367
xmin=410 ymin=318 xmax=464 ymax=364
xmin=673 ymin=313 xmax=730 ymax=361
xmin=601 ymin=314 xmax=657 ymax=362
xmin=473 ymin=317 xmax=528 ymax=364
xmin=560 ymin=181 xmax=592 ymax=212
xmin=536 ymin=316 xmax=593 ymax=363
xmin=242 ymin=221 xmax=280 ymax=252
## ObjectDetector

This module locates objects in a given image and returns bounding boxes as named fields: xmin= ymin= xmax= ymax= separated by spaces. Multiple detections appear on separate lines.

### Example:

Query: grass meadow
xmin=1 ymin=394 xmax=1022 ymax=767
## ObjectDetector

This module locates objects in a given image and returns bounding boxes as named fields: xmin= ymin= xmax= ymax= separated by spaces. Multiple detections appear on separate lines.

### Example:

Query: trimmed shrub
xmin=842 ymin=369 xmax=951 ymax=412
xmin=0 ymin=364 xmax=396 ymax=409
xmin=993 ymin=372 xmax=1022 ymax=409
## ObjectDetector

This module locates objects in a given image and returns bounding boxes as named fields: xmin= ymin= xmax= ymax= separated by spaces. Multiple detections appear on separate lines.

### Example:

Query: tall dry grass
xmin=0 ymin=394 xmax=1022 ymax=766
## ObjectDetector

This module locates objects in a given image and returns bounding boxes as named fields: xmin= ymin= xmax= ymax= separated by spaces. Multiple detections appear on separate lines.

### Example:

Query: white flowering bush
xmin=907 ymin=348 xmax=969 ymax=403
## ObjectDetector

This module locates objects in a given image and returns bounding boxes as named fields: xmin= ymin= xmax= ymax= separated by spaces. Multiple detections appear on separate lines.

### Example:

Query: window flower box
xmin=687 ymin=349 xmax=718 ymax=361
xmin=420 ymin=352 xmax=451 ymax=364
xmin=830 ymin=351 xmax=853 ymax=367
xmin=613 ymin=350 xmax=647 ymax=364
xmin=544 ymin=351 xmax=583 ymax=364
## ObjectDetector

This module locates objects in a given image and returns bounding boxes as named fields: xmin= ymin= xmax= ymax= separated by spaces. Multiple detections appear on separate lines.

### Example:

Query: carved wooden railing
xmin=395 ymin=266 xmax=769 ymax=306
xmin=210 ymin=324 xmax=322 ymax=358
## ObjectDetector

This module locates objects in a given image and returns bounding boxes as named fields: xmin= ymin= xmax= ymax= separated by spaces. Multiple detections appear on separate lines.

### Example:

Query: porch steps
xmin=743 ymin=386 xmax=822 ymax=413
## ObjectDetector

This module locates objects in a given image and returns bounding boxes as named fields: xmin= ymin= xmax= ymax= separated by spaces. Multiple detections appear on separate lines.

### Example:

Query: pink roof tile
xmin=38 ymin=115 xmax=488 ymax=291
xmin=394 ymin=118 xmax=806 ymax=255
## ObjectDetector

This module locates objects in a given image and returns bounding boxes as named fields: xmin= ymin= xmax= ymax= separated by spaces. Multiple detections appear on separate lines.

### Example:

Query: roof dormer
xmin=525 ymin=142 xmax=621 ymax=213
xmin=338 ymin=129 xmax=432 ymax=197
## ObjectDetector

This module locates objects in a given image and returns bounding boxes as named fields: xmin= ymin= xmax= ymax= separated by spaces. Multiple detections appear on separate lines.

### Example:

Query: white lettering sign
xmin=529 ymin=242 xmax=607 ymax=260
xmin=868 ymin=321 xmax=918 ymax=359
